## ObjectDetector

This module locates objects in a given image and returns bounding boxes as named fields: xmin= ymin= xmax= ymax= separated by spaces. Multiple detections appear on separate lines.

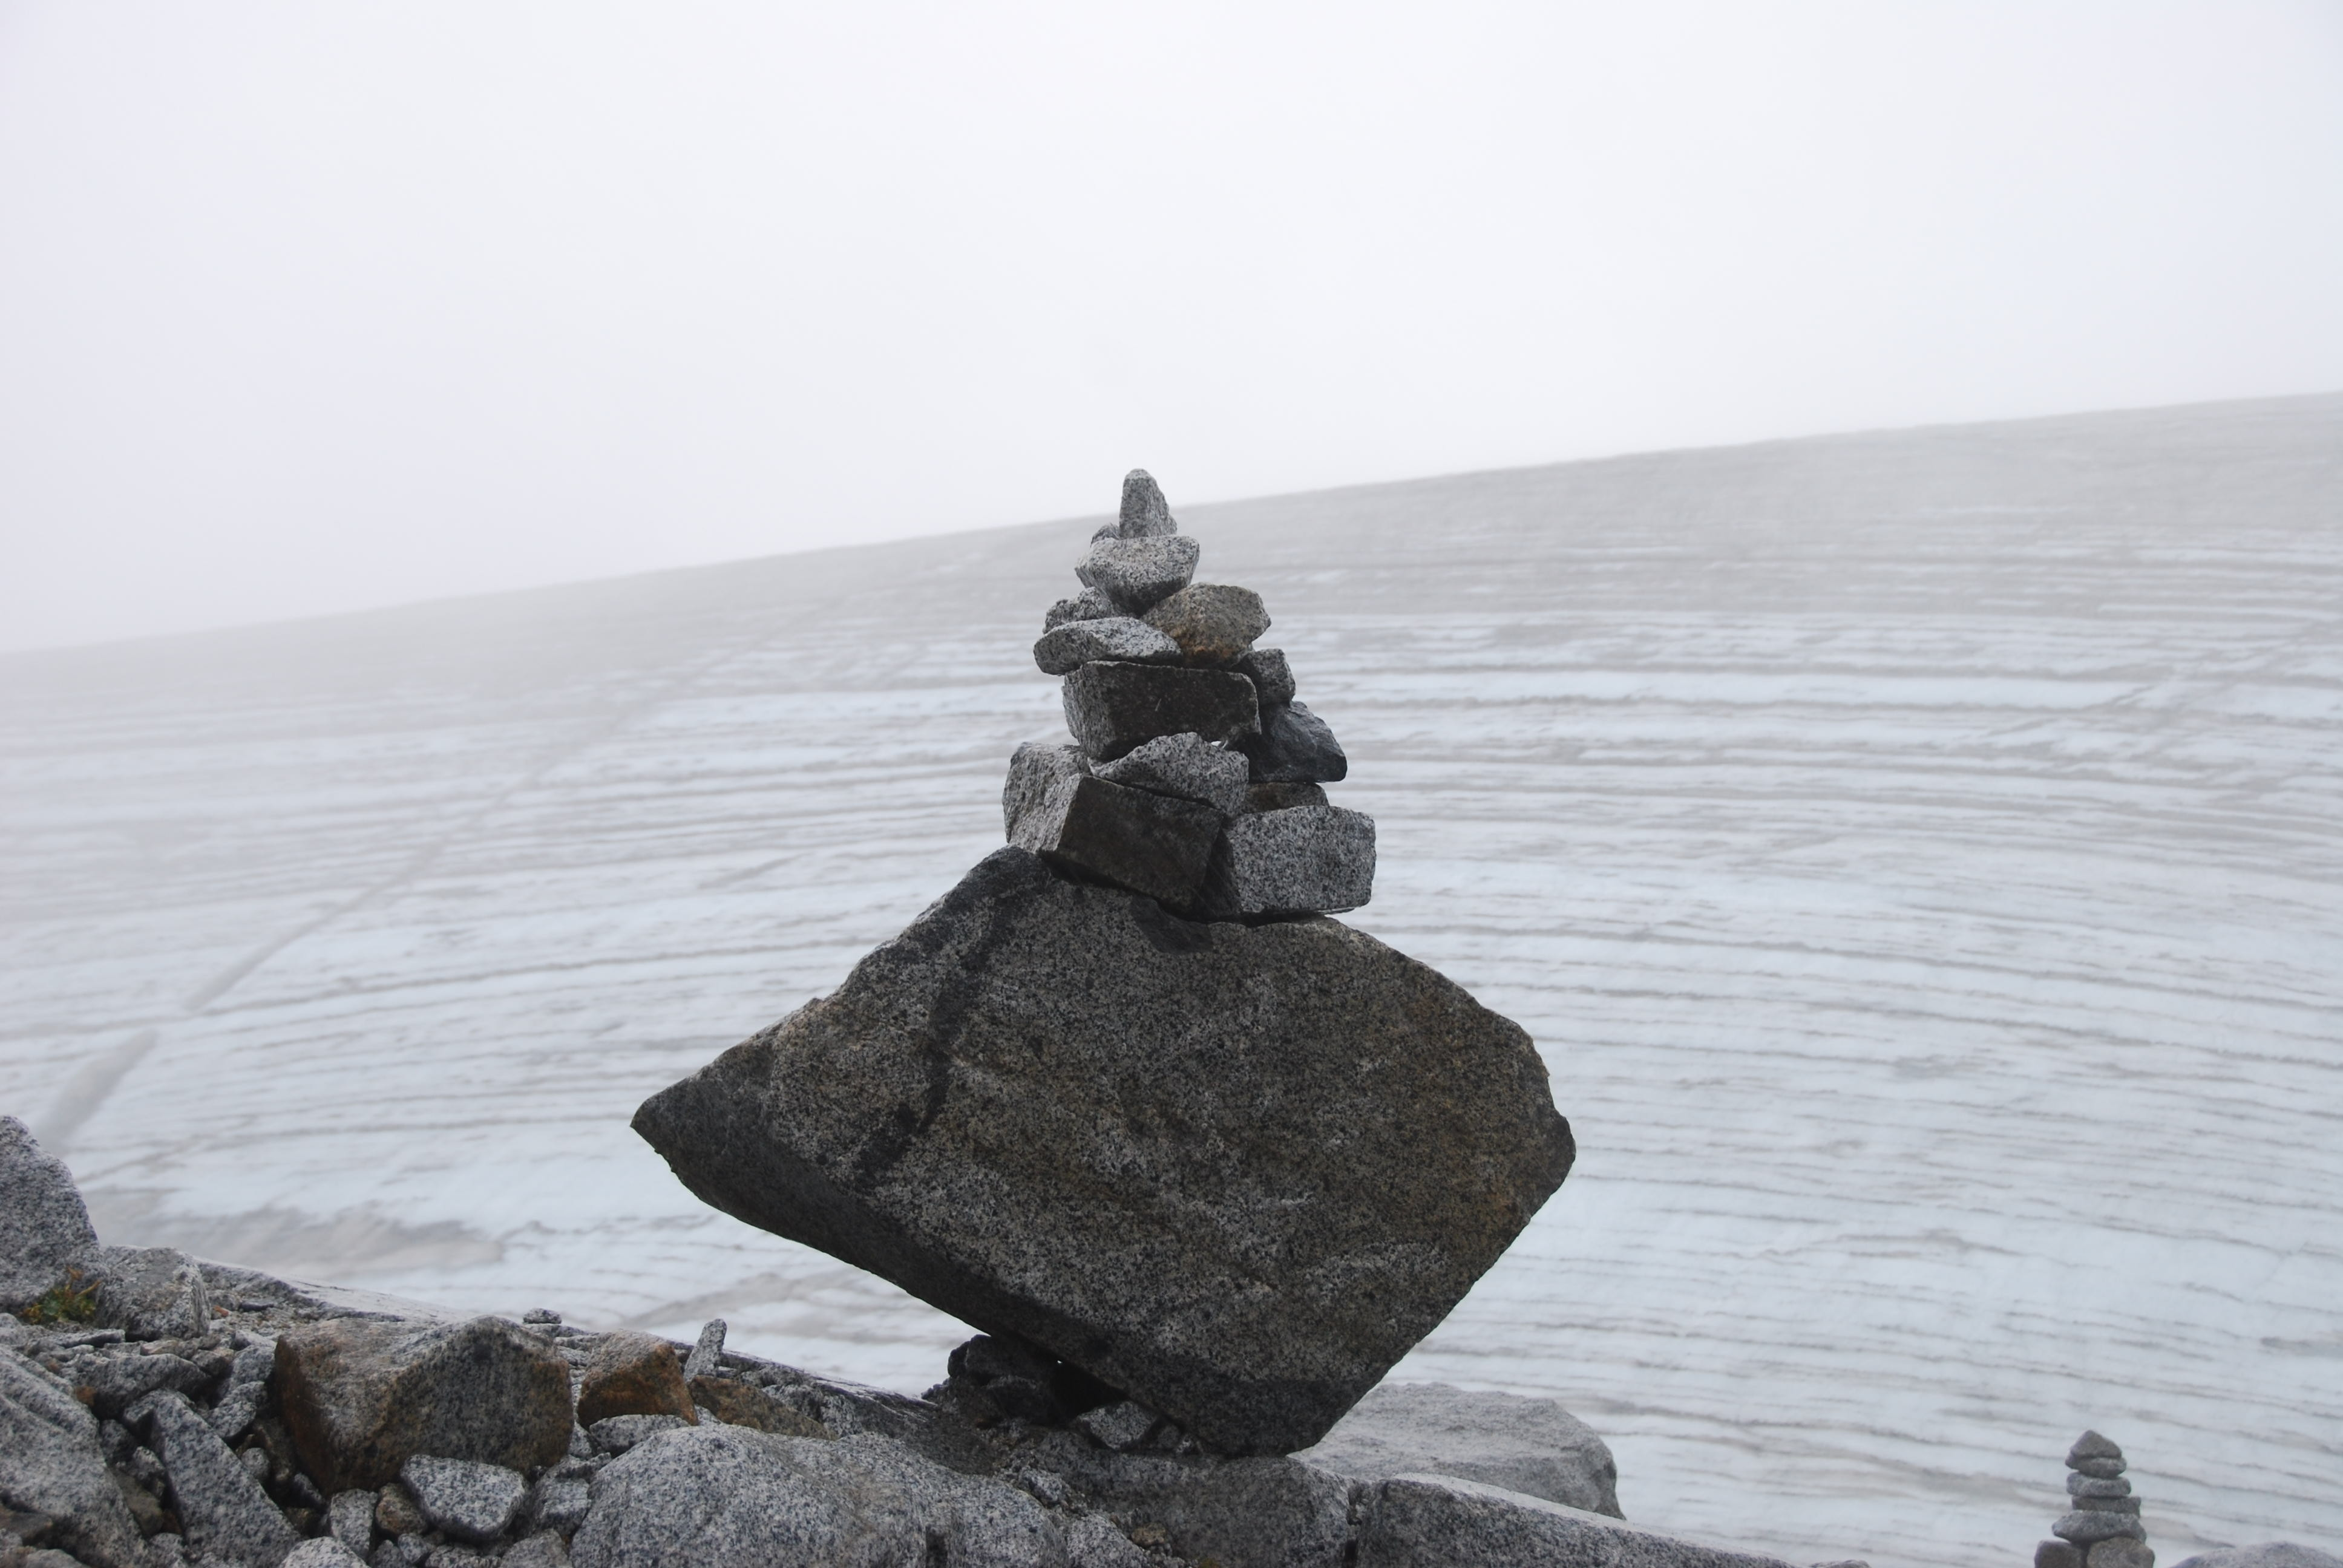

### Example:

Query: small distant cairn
xmin=2037 ymin=1430 xmax=2153 ymax=1568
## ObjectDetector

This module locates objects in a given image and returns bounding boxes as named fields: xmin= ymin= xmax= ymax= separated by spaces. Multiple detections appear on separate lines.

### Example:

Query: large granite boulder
xmin=0 ymin=1117 xmax=100 ymax=1316
xmin=1297 ymin=1382 xmax=1620 ymax=1517
xmin=0 ymin=1347 xmax=145 ymax=1568
xmin=634 ymin=847 xmax=1573 ymax=1455
xmin=1354 ymin=1474 xmax=1800 ymax=1568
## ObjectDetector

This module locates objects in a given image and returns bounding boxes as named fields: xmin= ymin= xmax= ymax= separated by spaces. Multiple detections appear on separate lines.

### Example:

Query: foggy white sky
xmin=2 ymin=2 xmax=2340 ymax=653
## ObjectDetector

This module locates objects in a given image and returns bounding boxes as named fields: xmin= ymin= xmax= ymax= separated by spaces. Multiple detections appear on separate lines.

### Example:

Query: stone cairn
xmin=1002 ymin=469 xmax=1374 ymax=920
xmin=2037 ymin=1430 xmax=2153 ymax=1568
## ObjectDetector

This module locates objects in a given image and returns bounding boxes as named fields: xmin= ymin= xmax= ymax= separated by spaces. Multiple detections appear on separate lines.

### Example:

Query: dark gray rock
xmin=1236 ymin=648 xmax=1296 ymax=711
xmin=1033 ymin=617 xmax=1183 ymax=676
xmin=1064 ymin=1514 xmax=1151 ymax=1568
xmin=1247 ymin=780 xmax=1327 ymax=812
xmin=127 ymin=1388 xmax=301 ymax=1568
xmin=1061 ymin=661 xmax=1259 ymax=762
xmin=1356 ymin=1472 xmax=1800 ymax=1568
xmin=1240 ymin=701 xmax=1348 ymax=784
xmin=2089 ymin=1543 xmax=2155 ymax=1568
xmin=1118 ymin=470 xmax=1176 ymax=539
xmin=1075 ymin=535 xmax=1199 ymax=614
xmin=1070 ymin=1400 xmax=1161 ymax=1453
xmin=2058 ymin=1512 xmax=2149 ymax=1545
xmin=2170 ymin=1549 xmax=2343 ymax=1568
xmin=0 ymin=1348 xmax=145 ymax=1568
xmin=1090 ymin=732 xmax=1252 ymax=816
xmin=1006 ymin=771 xmax=1223 ymax=909
xmin=575 ymin=1333 xmax=695 ymax=1429
xmin=93 ymin=1246 xmax=212 ymax=1341
xmin=568 ymin=1425 xmax=1062 ymax=1568
xmin=2069 ymin=1432 xmax=2126 ymax=1468
xmin=2073 ymin=1457 xmax=2126 ymax=1479
xmin=1297 ymin=1382 xmax=1620 ymax=1517
xmin=1198 ymin=806 xmax=1375 ymax=918
xmin=2070 ymin=1474 xmax=2132 ymax=1498
xmin=2038 ymin=1546 xmax=2088 ymax=1568
xmin=687 ymin=1376 xmax=831 ymax=1440
xmin=1015 ymin=1439 xmax=1351 ymax=1568
xmin=271 ymin=1316 xmax=573 ymax=1492
xmin=0 ymin=1118 xmax=100 ymax=1316
xmin=1044 ymin=587 xmax=1119 ymax=630
xmin=588 ymin=1415 xmax=689 ymax=1456
xmin=681 ymin=1321 xmax=726 ymax=1383
xmin=399 ymin=1455 xmax=527 ymax=1544
xmin=634 ymin=848 xmax=1572 ymax=1454
xmin=285 ymin=1542 xmax=370 ymax=1568
xmin=1142 ymin=585 xmax=1270 ymax=666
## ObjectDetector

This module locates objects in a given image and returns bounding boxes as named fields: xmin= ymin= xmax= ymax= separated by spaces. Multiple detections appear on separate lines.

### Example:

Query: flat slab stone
xmin=1142 ymin=584 xmax=1270 ymax=666
xmin=1297 ymin=1382 xmax=1620 ymax=1517
xmin=632 ymin=848 xmax=1572 ymax=1455
xmin=1043 ymin=586 xmax=1117 ymax=630
xmin=1006 ymin=770 xmax=1223 ymax=909
xmin=1076 ymin=535 xmax=1199 ymax=613
xmin=1062 ymin=661 xmax=1259 ymax=763
xmin=1355 ymin=1473 xmax=1800 ymax=1568
xmin=1090 ymin=732 xmax=1252 ymax=816
xmin=1032 ymin=616 xmax=1182 ymax=676
xmin=1198 ymin=806 xmax=1375 ymax=918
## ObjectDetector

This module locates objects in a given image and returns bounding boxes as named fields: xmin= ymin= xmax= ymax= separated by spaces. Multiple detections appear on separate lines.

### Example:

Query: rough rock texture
xmin=505 ymin=1530 xmax=574 ymax=1568
xmin=283 ymin=1540 xmax=368 ymax=1568
xmin=82 ymin=1348 xmax=212 ymax=1419
xmin=1043 ymin=587 xmax=1118 ymax=630
xmin=1247 ymin=780 xmax=1328 ymax=812
xmin=681 ymin=1321 xmax=725 ymax=1382
xmin=688 ymin=1376 xmax=831 ymax=1440
xmin=400 ymin=1454 xmax=528 ymax=1544
xmin=0 ymin=1117 xmax=100 ymax=1315
xmin=0 ymin=1348 xmax=145 ymax=1568
xmin=326 ymin=1489 xmax=376 ymax=1557
xmin=2061 ymin=1512 xmax=2151 ymax=1544
xmin=568 ymin=1425 xmax=1061 ymax=1568
xmin=575 ymin=1332 xmax=696 ymax=1429
xmin=1142 ymin=584 xmax=1270 ymax=666
xmin=94 ymin=1246 xmax=212 ymax=1341
xmin=633 ymin=847 xmax=1573 ymax=1454
xmin=1061 ymin=661 xmax=1260 ymax=762
xmin=2171 ymin=1550 xmax=2343 ymax=1568
xmin=1118 ymin=469 xmax=1176 ymax=538
xmin=1032 ymin=617 xmax=1184 ymax=676
xmin=1002 ymin=743 xmax=1089 ymax=837
xmin=1090 ymin=732 xmax=1252 ymax=816
xmin=1355 ymin=1473 xmax=1800 ymax=1568
xmin=588 ymin=1414 xmax=689 ymax=1455
xmin=1019 ymin=1438 xmax=1353 ymax=1568
xmin=1064 ymin=1514 xmax=1151 ymax=1568
xmin=1075 ymin=535 xmax=1198 ymax=613
xmin=270 ymin=1316 xmax=573 ymax=1492
xmin=1242 ymin=700 xmax=1348 ymax=784
xmin=129 ymin=1388 xmax=302 ymax=1568
xmin=1005 ymin=771 xmax=1223 ymax=910
xmin=1234 ymin=647 xmax=1297 ymax=711
xmin=2091 ymin=1544 xmax=2157 ymax=1568
xmin=1198 ymin=805 xmax=1375 ymax=918
xmin=1297 ymin=1382 xmax=1621 ymax=1517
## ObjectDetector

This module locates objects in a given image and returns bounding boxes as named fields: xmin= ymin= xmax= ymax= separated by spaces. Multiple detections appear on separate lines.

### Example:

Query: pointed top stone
xmin=1119 ymin=469 xmax=1177 ymax=538
xmin=2068 ymin=1431 xmax=2125 ymax=1466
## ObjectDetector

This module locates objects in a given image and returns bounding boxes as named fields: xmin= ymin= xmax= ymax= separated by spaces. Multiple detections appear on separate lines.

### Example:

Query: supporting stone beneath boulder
xmin=1198 ymin=805 xmax=1376 ymax=918
xmin=1298 ymin=1382 xmax=1622 ymax=1517
xmin=1061 ymin=661 xmax=1260 ymax=762
xmin=1006 ymin=769 xmax=1224 ymax=910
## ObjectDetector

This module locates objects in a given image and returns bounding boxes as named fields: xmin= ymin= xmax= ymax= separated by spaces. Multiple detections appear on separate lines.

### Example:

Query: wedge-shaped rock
xmin=1043 ymin=586 xmax=1117 ymax=630
xmin=1198 ymin=806 xmax=1375 ymax=918
xmin=1236 ymin=647 xmax=1296 ymax=710
xmin=633 ymin=848 xmax=1573 ymax=1455
xmin=1032 ymin=616 xmax=1182 ymax=675
xmin=1355 ymin=1474 xmax=1798 ymax=1568
xmin=0 ymin=1347 xmax=145 ymax=1568
xmin=1091 ymin=731 xmax=1252 ymax=815
xmin=1075 ymin=535 xmax=1199 ymax=613
xmin=1119 ymin=468 xmax=1177 ymax=538
xmin=577 ymin=1331 xmax=696 ymax=1428
xmin=128 ymin=1389 xmax=301 ymax=1568
xmin=1062 ymin=661 xmax=1259 ymax=762
xmin=1242 ymin=699 xmax=1348 ymax=783
xmin=0 ymin=1117 xmax=100 ymax=1316
xmin=1297 ymin=1382 xmax=1620 ymax=1517
xmin=1007 ymin=771 xmax=1222 ymax=909
xmin=1142 ymin=584 xmax=1269 ymax=666
xmin=271 ymin=1316 xmax=572 ymax=1492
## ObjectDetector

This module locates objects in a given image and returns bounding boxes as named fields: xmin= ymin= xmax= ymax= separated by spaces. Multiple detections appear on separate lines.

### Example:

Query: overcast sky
xmin=2 ymin=2 xmax=2340 ymax=652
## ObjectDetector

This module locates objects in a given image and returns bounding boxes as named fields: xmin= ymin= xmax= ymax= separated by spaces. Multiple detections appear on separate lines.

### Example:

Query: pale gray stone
xmin=1297 ymin=1382 xmax=1620 ymax=1517
xmin=1241 ymin=700 xmax=1348 ymax=784
xmin=1197 ymin=805 xmax=1375 ymax=918
xmin=126 ymin=1389 xmax=300 ymax=1568
xmin=208 ymin=1381 xmax=268 ymax=1443
xmin=587 ymin=1415 xmax=688 ymax=1456
xmin=1034 ymin=617 xmax=1183 ymax=676
xmin=1236 ymin=647 xmax=1296 ymax=711
xmin=1357 ymin=1472 xmax=1801 ymax=1568
xmin=2057 ymin=1512 xmax=2149 ymax=1545
xmin=634 ymin=847 xmax=1572 ymax=1455
xmin=1090 ymin=732 xmax=1251 ymax=816
xmin=399 ymin=1455 xmax=526 ymax=1544
xmin=1070 ymin=1401 xmax=1161 ymax=1453
xmin=0 ymin=1347 xmax=145 ymax=1568
xmin=2170 ymin=1549 xmax=2343 ymax=1568
xmin=82 ymin=1351 xmax=212 ymax=1420
xmin=327 ymin=1490 xmax=376 ymax=1558
xmin=1119 ymin=470 xmax=1176 ymax=539
xmin=681 ymin=1321 xmax=726 ymax=1382
xmin=284 ymin=1543 xmax=369 ymax=1568
xmin=1022 ymin=1442 xmax=1351 ymax=1568
xmin=2089 ymin=1543 xmax=2155 ymax=1568
xmin=1006 ymin=770 xmax=1223 ymax=909
xmin=1044 ymin=587 xmax=1118 ymax=630
xmin=1142 ymin=584 xmax=1270 ymax=665
xmin=529 ymin=1473 xmax=592 ymax=1534
xmin=1065 ymin=1514 xmax=1152 ymax=1568
xmin=92 ymin=1247 xmax=211 ymax=1342
xmin=1075 ymin=535 xmax=1199 ymax=614
xmin=0 ymin=1118 xmax=101 ymax=1317
xmin=503 ymin=1532 xmax=571 ymax=1568
xmin=1061 ymin=661 xmax=1260 ymax=762
xmin=270 ymin=1316 xmax=573 ymax=1492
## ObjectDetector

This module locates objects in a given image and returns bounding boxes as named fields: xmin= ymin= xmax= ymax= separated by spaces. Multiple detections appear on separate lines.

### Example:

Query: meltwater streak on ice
xmin=2 ymin=394 xmax=2338 ymax=1568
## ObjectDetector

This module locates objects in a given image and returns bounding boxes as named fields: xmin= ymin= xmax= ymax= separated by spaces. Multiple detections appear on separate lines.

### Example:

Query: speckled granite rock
xmin=576 ymin=1331 xmax=696 ymax=1429
xmin=1354 ymin=1474 xmax=1798 ymax=1568
xmin=1297 ymin=1382 xmax=1620 ymax=1517
xmin=1118 ymin=469 xmax=1177 ymax=539
xmin=1075 ymin=535 xmax=1199 ymax=614
xmin=94 ymin=1246 xmax=211 ymax=1341
xmin=1235 ymin=647 xmax=1297 ymax=711
xmin=0 ymin=1118 xmax=100 ymax=1316
xmin=1198 ymin=805 xmax=1375 ymax=918
xmin=1032 ymin=616 xmax=1183 ymax=675
xmin=633 ymin=847 xmax=1572 ymax=1454
xmin=1241 ymin=699 xmax=1349 ymax=784
xmin=1090 ymin=731 xmax=1253 ymax=816
xmin=1142 ymin=583 xmax=1270 ymax=665
xmin=1061 ymin=660 xmax=1260 ymax=762
xmin=0 ymin=1345 xmax=145 ymax=1568
xmin=1005 ymin=769 xmax=1224 ymax=909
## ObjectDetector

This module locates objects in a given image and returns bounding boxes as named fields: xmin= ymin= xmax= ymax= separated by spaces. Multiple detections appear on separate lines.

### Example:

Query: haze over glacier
xmin=2 ymin=394 xmax=2337 ymax=1568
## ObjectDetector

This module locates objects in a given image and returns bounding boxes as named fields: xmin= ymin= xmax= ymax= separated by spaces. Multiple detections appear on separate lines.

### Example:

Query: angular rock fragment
xmin=1044 ymin=586 xmax=1118 ymax=630
xmin=1070 ymin=1400 xmax=1161 ymax=1453
xmin=1197 ymin=806 xmax=1375 ymax=918
xmin=503 ymin=1531 xmax=573 ymax=1568
xmin=1142 ymin=584 xmax=1269 ymax=665
xmin=687 ymin=1377 xmax=831 ymax=1440
xmin=1032 ymin=616 xmax=1183 ymax=675
xmin=634 ymin=848 xmax=1573 ymax=1454
xmin=1066 ymin=1514 xmax=1152 ymax=1568
xmin=1240 ymin=699 xmax=1348 ymax=783
xmin=1015 ymin=1439 xmax=1352 ymax=1568
xmin=1234 ymin=647 xmax=1296 ymax=711
xmin=0 ymin=1347 xmax=145 ymax=1568
xmin=1001 ymin=742 xmax=1089 ymax=839
xmin=575 ymin=1333 xmax=696 ymax=1429
xmin=529 ymin=1469 xmax=592 ymax=1535
xmin=326 ymin=1489 xmax=376 ymax=1558
xmin=283 ymin=1541 xmax=369 ymax=1568
xmin=1355 ymin=1474 xmax=1798 ymax=1568
xmin=0 ymin=1117 xmax=100 ymax=1317
xmin=681 ymin=1320 xmax=726 ymax=1382
xmin=82 ymin=1349 xmax=212 ymax=1419
xmin=1090 ymin=731 xmax=1251 ymax=815
xmin=1006 ymin=771 xmax=1222 ymax=909
xmin=1075 ymin=535 xmax=1199 ymax=614
xmin=1061 ymin=661 xmax=1259 ymax=762
xmin=399 ymin=1454 xmax=526 ymax=1544
xmin=1119 ymin=469 xmax=1176 ymax=538
xmin=1297 ymin=1382 xmax=1620 ymax=1517
xmin=94 ymin=1247 xmax=211 ymax=1342
xmin=127 ymin=1389 xmax=301 ymax=1568
xmin=270 ymin=1316 xmax=572 ymax=1492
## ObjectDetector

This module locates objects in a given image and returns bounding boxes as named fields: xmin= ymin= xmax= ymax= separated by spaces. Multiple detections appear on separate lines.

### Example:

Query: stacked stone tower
xmin=1002 ymin=468 xmax=1375 ymax=920
xmin=2038 ymin=1430 xmax=2152 ymax=1568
